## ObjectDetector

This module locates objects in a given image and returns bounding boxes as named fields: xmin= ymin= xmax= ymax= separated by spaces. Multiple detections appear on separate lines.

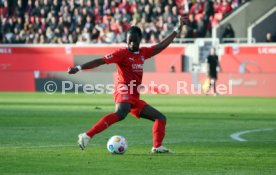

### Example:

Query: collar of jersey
xmin=127 ymin=47 xmax=140 ymax=54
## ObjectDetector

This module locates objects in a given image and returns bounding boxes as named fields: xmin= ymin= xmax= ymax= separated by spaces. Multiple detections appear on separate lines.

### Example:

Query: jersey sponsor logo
xmin=132 ymin=64 xmax=143 ymax=70
xmin=258 ymin=47 xmax=276 ymax=54
xmin=0 ymin=48 xmax=12 ymax=54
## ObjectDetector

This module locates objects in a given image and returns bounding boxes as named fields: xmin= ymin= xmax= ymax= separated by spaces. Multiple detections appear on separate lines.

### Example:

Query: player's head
xmin=210 ymin=47 xmax=216 ymax=55
xmin=126 ymin=26 xmax=142 ymax=52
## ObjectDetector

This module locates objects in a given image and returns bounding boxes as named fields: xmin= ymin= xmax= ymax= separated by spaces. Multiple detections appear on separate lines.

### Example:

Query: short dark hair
xmin=127 ymin=26 xmax=142 ymax=39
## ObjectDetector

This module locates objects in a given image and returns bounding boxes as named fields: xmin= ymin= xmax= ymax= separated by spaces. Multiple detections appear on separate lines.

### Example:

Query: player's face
xmin=211 ymin=48 xmax=216 ymax=55
xmin=127 ymin=33 xmax=141 ymax=52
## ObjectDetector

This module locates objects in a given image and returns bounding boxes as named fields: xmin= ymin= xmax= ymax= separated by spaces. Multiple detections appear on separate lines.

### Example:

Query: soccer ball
xmin=107 ymin=135 xmax=128 ymax=154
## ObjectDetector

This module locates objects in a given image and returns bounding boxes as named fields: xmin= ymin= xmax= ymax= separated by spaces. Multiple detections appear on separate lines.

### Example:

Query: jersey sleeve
xmin=207 ymin=56 xmax=210 ymax=63
xmin=141 ymin=46 xmax=154 ymax=60
xmin=102 ymin=49 xmax=125 ymax=64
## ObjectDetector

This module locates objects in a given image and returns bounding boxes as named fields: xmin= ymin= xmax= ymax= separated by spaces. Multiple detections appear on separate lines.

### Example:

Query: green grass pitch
xmin=0 ymin=93 xmax=276 ymax=175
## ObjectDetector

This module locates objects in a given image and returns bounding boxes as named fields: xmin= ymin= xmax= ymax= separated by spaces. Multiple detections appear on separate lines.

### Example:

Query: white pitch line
xmin=230 ymin=128 xmax=274 ymax=142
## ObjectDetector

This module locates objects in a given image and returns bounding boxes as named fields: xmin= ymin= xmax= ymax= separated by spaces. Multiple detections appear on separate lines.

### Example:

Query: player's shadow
xmin=124 ymin=153 xmax=189 ymax=157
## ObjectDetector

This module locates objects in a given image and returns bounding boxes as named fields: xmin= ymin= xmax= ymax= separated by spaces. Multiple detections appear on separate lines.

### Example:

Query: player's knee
xmin=115 ymin=108 xmax=130 ymax=120
xmin=157 ymin=113 xmax=166 ymax=121
xmin=210 ymin=79 xmax=215 ymax=85
xmin=115 ymin=103 xmax=131 ymax=120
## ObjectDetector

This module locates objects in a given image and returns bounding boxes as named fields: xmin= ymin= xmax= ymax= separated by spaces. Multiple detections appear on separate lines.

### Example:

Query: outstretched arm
xmin=152 ymin=16 xmax=185 ymax=57
xmin=68 ymin=58 xmax=105 ymax=74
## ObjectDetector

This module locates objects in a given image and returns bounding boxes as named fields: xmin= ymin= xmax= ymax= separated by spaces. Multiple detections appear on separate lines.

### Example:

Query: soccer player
xmin=68 ymin=16 xmax=185 ymax=153
xmin=205 ymin=47 xmax=221 ymax=96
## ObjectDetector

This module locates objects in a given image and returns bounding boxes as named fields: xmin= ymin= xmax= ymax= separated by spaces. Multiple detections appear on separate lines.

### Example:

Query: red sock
xmin=152 ymin=119 xmax=166 ymax=148
xmin=86 ymin=113 xmax=120 ymax=138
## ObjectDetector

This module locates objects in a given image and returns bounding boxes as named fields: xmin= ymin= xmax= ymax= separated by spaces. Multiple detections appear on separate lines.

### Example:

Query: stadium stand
xmin=0 ymin=0 xmax=248 ymax=44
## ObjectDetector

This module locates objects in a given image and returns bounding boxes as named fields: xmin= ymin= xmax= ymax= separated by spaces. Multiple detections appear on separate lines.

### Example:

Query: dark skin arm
xmin=68 ymin=16 xmax=185 ymax=74
xmin=68 ymin=58 xmax=105 ymax=74
xmin=152 ymin=16 xmax=185 ymax=57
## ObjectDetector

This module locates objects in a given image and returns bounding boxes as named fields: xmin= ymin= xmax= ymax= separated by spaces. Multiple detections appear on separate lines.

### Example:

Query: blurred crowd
xmin=0 ymin=0 xmax=246 ymax=44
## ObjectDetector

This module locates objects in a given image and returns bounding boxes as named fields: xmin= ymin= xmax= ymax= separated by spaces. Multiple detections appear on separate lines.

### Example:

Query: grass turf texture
xmin=0 ymin=93 xmax=276 ymax=175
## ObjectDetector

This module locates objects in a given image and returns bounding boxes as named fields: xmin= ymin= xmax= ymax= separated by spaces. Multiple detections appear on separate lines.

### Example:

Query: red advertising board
xmin=0 ymin=45 xmax=275 ymax=96
xmin=222 ymin=46 xmax=276 ymax=73
xmin=142 ymin=73 xmax=276 ymax=97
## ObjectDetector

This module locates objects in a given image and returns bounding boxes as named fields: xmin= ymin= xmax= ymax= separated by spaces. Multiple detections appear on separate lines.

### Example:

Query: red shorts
xmin=113 ymin=92 xmax=148 ymax=118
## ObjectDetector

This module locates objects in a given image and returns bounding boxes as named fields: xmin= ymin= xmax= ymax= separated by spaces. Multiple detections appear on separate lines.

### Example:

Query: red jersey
xmin=103 ymin=46 xmax=154 ymax=97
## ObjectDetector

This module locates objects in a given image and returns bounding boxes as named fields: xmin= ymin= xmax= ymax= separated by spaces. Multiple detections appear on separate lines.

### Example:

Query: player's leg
xmin=213 ymin=79 xmax=217 ymax=94
xmin=139 ymin=105 xmax=166 ymax=121
xmin=139 ymin=105 xmax=171 ymax=153
xmin=209 ymin=78 xmax=214 ymax=92
xmin=86 ymin=102 xmax=130 ymax=137
xmin=115 ymin=102 xmax=131 ymax=120
xmin=212 ymin=73 xmax=218 ymax=95
xmin=210 ymin=71 xmax=218 ymax=96
xmin=204 ymin=77 xmax=211 ymax=95
xmin=208 ymin=71 xmax=214 ymax=93
xmin=78 ymin=103 xmax=131 ymax=150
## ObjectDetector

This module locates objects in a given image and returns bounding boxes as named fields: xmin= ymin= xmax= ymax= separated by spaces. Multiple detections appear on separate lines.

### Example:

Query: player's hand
xmin=68 ymin=67 xmax=79 ymax=74
xmin=177 ymin=15 xmax=186 ymax=31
